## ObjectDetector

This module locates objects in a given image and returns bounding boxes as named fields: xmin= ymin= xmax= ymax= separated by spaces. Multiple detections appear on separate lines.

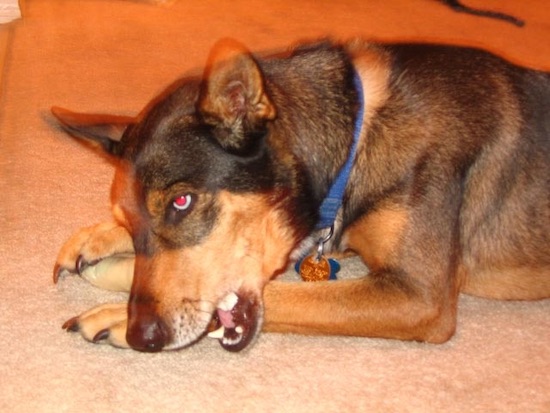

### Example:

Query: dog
xmin=52 ymin=38 xmax=550 ymax=353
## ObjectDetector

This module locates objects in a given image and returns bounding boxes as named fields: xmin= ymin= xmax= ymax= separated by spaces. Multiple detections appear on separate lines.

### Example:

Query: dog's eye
xmin=165 ymin=193 xmax=196 ymax=226
xmin=172 ymin=194 xmax=193 ymax=212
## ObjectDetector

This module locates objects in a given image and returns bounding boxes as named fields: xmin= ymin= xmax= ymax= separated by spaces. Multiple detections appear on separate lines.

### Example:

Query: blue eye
xmin=172 ymin=194 xmax=193 ymax=211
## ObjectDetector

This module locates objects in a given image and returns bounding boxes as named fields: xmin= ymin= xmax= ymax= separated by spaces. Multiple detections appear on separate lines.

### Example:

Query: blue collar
xmin=315 ymin=70 xmax=364 ymax=230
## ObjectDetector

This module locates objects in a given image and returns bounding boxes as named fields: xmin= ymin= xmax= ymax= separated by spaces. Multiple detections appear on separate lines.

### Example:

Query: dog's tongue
xmin=217 ymin=308 xmax=236 ymax=329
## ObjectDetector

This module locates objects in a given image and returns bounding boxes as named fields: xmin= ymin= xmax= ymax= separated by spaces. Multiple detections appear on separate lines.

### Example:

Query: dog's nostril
xmin=126 ymin=314 xmax=168 ymax=353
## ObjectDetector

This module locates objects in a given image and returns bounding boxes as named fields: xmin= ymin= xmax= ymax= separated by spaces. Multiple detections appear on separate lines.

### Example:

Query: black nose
xmin=126 ymin=311 xmax=169 ymax=353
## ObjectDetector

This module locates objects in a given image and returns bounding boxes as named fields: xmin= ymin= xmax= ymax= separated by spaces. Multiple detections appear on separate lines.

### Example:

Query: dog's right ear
xmin=197 ymin=39 xmax=276 ymax=154
xmin=51 ymin=106 xmax=135 ymax=156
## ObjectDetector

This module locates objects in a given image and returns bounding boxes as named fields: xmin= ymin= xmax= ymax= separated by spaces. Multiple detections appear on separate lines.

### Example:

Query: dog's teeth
xmin=235 ymin=326 xmax=243 ymax=334
xmin=217 ymin=292 xmax=239 ymax=311
xmin=207 ymin=326 xmax=225 ymax=339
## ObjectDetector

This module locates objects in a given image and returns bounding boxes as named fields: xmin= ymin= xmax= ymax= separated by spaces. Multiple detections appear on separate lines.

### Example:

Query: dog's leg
xmin=264 ymin=192 xmax=463 ymax=343
xmin=263 ymin=275 xmax=457 ymax=343
xmin=55 ymin=222 xmax=134 ymax=348
xmin=54 ymin=222 xmax=135 ymax=292
xmin=62 ymin=303 xmax=129 ymax=348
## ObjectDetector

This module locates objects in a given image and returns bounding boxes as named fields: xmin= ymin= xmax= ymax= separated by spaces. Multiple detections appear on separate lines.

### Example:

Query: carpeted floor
xmin=0 ymin=1 xmax=549 ymax=412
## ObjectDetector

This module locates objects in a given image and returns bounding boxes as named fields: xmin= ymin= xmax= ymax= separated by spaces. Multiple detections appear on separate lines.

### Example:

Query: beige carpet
xmin=1 ymin=1 xmax=549 ymax=412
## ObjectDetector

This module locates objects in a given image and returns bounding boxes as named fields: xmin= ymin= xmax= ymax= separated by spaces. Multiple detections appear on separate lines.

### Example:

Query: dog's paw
xmin=54 ymin=222 xmax=135 ymax=291
xmin=63 ymin=303 xmax=129 ymax=348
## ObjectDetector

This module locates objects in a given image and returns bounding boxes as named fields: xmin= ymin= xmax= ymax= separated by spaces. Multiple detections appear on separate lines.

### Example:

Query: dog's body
xmin=53 ymin=39 xmax=550 ymax=352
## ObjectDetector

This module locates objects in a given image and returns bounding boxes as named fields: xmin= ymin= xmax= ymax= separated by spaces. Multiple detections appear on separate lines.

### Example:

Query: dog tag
xmin=296 ymin=255 xmax=340 ymax=282
xmin=295 ymin=227 xmax=340 ymax=281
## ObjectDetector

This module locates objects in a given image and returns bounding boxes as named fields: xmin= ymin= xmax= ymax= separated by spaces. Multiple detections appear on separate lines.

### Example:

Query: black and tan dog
xmin=53 ymin=39 xmax=550 ymax=352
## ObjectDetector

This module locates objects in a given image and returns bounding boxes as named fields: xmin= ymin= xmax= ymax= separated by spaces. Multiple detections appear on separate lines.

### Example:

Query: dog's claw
xmin=53 ymin=261 xmax=82 ymax=285
xmin=62 ymin=316 xmax=80 ymax=332
xmin=93 ymin=329 xmax=110 ymax=343
xmin=76 ymin=254 xmax=102 ymax=276
xmin=53 ymin=264 xmax=62 ymax=284
xmin=76 ymin=255 xmax=86 ymax=276
xmin=53 ymin=263 xmax=77 ymax=284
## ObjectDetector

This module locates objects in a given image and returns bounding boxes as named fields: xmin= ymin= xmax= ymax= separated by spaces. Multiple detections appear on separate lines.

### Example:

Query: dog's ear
xmin=51 ymin=106 xmax=135 ymax=156
xmin=197 ymin=39 xmax=276 ymax=153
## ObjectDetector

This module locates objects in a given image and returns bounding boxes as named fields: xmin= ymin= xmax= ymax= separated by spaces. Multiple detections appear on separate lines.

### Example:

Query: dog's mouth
xmin=206 ymin=291 xmax=261 ymax=352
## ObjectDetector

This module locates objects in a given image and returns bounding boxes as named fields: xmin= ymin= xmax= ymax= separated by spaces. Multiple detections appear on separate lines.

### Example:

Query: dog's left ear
xmin=198 ymin=39 xmax=276 ymax=153
xmin=51 ymin=106 xmax=135 ymax=156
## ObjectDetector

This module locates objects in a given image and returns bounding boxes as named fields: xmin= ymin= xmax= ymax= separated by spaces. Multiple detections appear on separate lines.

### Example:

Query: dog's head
xmin=52 ymin=39 xmax=321 ymax=352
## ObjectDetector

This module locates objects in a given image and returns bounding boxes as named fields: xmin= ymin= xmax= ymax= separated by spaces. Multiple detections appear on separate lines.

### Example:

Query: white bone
xmin=217 ymin=292 xmax=239 ymax=311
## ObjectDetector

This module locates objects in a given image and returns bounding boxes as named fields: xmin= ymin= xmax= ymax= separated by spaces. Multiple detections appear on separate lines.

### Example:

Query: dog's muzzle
xmin=126 ymin=291 xmax=261 ymax=352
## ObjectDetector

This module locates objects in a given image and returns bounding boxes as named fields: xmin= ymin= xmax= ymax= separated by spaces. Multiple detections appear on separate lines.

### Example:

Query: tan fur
xmin=125 ymin=190 xmax=299 ymax=349
xmin=343 ymin=205 xmax=409 ymax=271
xmin=148 ymin=191 xmax=295 ymax=300
xmin=263 ymin=278 xmax=456 ymax=343
xmin=463 ymin=267 xmax=550 ymax=300
xmin=347 ymin=41 xmax=392 ymax=130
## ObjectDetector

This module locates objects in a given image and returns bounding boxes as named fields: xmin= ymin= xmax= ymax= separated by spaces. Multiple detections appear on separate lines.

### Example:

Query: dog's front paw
xmin=54 ymin=222 xmax=135 ymax=291
xmin=63 ymin=303 xmax=129 ymax=348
